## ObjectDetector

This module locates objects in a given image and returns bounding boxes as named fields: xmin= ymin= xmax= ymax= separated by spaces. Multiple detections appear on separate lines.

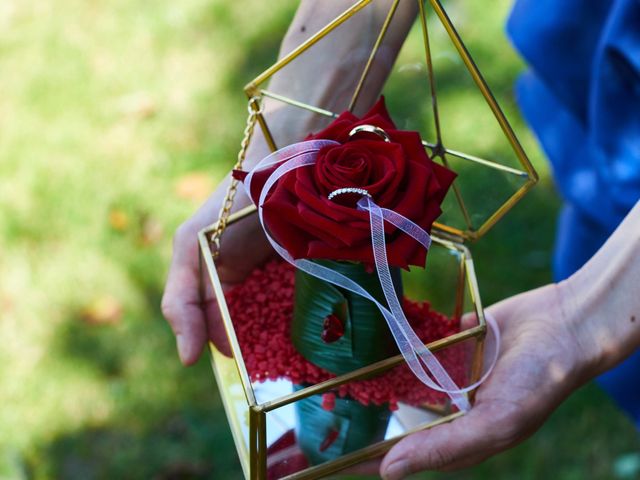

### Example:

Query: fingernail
xmin=176 ymin=334 xmax=189 ymax=364
xmin=383 ymin=460 xmax=408 ymax=480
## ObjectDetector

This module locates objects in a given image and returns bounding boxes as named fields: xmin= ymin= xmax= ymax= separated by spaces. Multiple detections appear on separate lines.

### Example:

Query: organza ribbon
xmin=243 ymin=140 xmax=500 ymax=412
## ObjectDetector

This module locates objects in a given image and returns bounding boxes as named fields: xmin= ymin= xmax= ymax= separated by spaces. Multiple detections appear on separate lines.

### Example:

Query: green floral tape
xmin=291 ymin=259 xmax=402 ymax=375
xmin=293 ymin=385 xmax=391 ymax=466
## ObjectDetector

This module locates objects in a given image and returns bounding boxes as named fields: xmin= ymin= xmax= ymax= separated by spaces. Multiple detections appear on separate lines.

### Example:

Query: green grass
xmin=0 ymin=0 xmax=637 ymax=479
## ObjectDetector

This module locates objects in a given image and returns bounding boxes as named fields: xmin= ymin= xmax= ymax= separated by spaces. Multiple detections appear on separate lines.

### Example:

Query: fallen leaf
xmin=117 ymin=91 xmax=157 ymax=119
xmin=0 ymin=292 xmax=14 ymax=313
xmin=81 ymin=295 xmax=123 ymax=325
xmin=174 ymin=172 xmax=214 ymax=203
xmin=108 ymin=209 xmax=130 ymax=231
xmin=140 ymin=215 xmax=164 ymax=246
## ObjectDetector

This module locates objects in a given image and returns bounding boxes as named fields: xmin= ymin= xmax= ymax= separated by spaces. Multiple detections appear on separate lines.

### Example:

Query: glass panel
xmin=403 ymin=237 xmax=468 ymax=319
xmin=261 ymin=334 xmax=479 ymax=479
xmin=217 ymin=228 xmax=482 ymax=399
xmin=244 ymin=0 xmax=538 ymax=239
xmin=380 ymin=3 xmax=534 ymax=237
xmin=434 ymin=150 xmax=530 ymax=234
xmin=257 ymin=100 xmax=337 ymax=151
xmin=209 ymin=345 xmax=252 ymax=479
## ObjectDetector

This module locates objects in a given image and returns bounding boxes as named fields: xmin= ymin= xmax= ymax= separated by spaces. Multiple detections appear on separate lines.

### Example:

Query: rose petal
xmin=235 ymin=96 xmax=456 ymax=268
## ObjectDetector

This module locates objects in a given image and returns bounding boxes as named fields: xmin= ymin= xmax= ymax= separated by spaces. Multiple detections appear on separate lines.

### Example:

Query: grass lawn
xmin=0 ymin=0 xmax=637 ymax=479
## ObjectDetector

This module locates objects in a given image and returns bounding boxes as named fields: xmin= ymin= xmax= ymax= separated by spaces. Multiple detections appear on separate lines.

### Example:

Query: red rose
xmin=234 ymin=97 xmax=456 ymax=269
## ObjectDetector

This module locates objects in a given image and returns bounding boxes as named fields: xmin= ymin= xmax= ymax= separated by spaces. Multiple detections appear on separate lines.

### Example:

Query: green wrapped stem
xmin=294 ymin=385 xmax=391 ymax=466
xmin=291 ymin=259 xmax=402 ymax=375
xmin=291 ymin=260 xmax=401 ymax=464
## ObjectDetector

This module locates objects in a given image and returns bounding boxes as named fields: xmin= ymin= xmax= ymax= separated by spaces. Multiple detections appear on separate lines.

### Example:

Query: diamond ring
xmin=327 ymin=187 xmax=372 ymax=201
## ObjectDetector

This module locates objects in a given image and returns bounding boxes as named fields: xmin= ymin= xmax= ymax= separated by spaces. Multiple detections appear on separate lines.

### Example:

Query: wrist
xmin=553 ymin=278 xmax=607 ymax=386
xmin=558 ymin=259 xmax=640 ymax=381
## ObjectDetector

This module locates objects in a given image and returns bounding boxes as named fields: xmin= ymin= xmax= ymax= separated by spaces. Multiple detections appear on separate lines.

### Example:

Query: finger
xmin=202 ymin=271 xmax=233 ymax=357
xmin=460 ymin=312 xmax=478 ymax=331
xmin=215 ymin=212 xmax=272 ymax=284
xmin=162 ymin=225 xmax=207 ymax=365
xmin=380 ymin=400 xmax=522 ymax=479
xmin=379 ymin=295 xmax=550 ymax=480
xmin=339 ymin=457 xmax=382 ymax=476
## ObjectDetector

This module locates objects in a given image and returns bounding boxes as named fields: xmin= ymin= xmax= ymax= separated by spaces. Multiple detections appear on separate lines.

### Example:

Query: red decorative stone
xmin=319 ymin=428 xmax=340 ymax=452
xmin=266 ymin=430 xmax=309 ymax=480
xmin=321 ymin=393 xmax=336 ymax=411
xmin=224 ymin=260 xmax=467 ymax=410
xmin=321 ymin=314 xmax=344 ymax=343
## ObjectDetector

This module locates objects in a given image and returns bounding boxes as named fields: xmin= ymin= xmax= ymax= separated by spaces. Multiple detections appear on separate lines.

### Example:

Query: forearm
xmin=244 ymin=0 xmax=418 ymax=168
xmin=561 ymin=200 xmax=640 ymax=377
xmin=213 ymin=1 xmax=417 ymax=271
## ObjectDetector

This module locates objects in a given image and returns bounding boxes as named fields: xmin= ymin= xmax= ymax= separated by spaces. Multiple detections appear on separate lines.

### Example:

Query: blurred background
xmin=1 ymin=0 xmax=638 ymax=479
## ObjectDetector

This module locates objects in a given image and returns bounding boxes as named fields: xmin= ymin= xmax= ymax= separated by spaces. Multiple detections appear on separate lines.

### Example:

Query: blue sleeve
xmin=508 ymin=0 xmax=640 ymax=428
xmin=507 ymin=0 xmax=640 ymax=232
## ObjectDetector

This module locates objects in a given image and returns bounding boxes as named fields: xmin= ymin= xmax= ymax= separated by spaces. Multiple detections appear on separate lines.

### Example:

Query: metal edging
xmin=259 ymin=323 xmax=485 ymax=413
xmin=280 ymin=411 xmax=466 ymax=480
xmin=199 ymin=229 xmax=258 ymax=407
xmin=245 ymin=0 xmax=374 ymax=93
xmin=260 ymin=90 xmax=339 ymax=119
xmin=348 ymin=0 xmax=401 ymax=112
xmin=427 ymin=0 xmax=537 ymax=181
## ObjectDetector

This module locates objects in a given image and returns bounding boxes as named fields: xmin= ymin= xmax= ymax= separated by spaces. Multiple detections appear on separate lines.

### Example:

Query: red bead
xmin=225 ymin=259 xmax=467 ymax=410
xmin=320 ymin=314 xmax=344 ymax=343
xmin=321 ymin=393 xmax=336 ymax=411
xmin=319 ymin=428 xmax=340 ymax=452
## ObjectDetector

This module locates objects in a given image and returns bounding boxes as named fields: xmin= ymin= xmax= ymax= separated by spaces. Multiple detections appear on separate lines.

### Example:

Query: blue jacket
xmin=508 ymin=0 xmax=640 ymax=233
xmin=508 ymin=0 xmax=640 ymax=427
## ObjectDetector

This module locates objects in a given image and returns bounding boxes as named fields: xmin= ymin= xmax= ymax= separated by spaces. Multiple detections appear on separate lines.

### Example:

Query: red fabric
xmin=266 ymin=430 xmax=308 ymax=480
xmin=233 ymin=97 xmax=456 ymax=269
xmin=226 ymin=259 xmax=468 ymax=409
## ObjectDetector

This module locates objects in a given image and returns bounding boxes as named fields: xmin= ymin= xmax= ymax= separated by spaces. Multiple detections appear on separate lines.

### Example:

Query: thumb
xmin=379 ymin=294 xmax=543 ymax=479
xmin=380 ymin=400 xmax=518 ymax=478
xmin=162 ymin=224 xmax=208 ymax=365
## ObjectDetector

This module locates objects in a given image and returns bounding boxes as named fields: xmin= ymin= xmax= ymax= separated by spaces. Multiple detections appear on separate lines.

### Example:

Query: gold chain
xmin=210 ymin=96 xmax=263 ymax=259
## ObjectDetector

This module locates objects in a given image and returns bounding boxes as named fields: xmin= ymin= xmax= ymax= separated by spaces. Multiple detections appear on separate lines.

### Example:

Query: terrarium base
xmin=225 ymin=259 xmax=468 ymax=409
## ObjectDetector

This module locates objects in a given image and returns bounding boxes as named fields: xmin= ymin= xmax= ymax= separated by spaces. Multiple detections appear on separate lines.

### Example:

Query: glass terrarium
xmin=198 ymin=1 xmax=537 ymax=479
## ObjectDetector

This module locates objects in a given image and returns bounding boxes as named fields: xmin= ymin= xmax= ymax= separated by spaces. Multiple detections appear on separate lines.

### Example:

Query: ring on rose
xmin=327 ymin=187 xmax=372 ymax=202
xmin=348 ymin=124 xmax=391 ymax=143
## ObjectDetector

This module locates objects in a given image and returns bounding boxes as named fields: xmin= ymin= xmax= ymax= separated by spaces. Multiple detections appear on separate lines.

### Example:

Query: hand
xmin=161 ymin=0 xmax=421 ymax=367
xmin=379 ymin=281 xmax=595 ymax=478
xmin=161 ymin=174 xmax=273 ymax=365
xmin=378 ymin=199 xmax=640 ymax=478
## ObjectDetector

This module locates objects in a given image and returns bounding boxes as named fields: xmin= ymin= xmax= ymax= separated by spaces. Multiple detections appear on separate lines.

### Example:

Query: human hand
xmin=161 ymin=173 xmax=273 ymax=365
xmin=378 ymin=281 xmax=597 ymax=478
xmin=377 ymin=199 xmax=640 ymax=478
xmin=160 ymin=0 xmax=422 ymax=368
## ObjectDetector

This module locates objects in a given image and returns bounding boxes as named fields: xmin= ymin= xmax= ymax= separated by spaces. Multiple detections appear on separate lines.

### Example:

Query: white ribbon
xmin=243 ymin=140 xmax=500 ymax=412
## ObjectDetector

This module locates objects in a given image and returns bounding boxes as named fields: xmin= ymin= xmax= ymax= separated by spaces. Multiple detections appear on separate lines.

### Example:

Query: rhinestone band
xmin=327 ymin=187 xmax=372 ymax=201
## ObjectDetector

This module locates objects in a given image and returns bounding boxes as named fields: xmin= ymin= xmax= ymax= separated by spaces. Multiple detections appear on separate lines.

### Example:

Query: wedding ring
xmin=348 ymin=124 xmax=391 ymax=143
xmin=327 ymin=187 xmax=372 ymax=201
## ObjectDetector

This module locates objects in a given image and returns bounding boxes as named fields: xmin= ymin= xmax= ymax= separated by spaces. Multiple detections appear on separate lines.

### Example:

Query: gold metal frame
xmin=200 ymin=0 xmax=538 ymax=478
xmin=243 ymin=0 xmax=538 ymax=242
xmin=199 ymin=207 xmax=487 ymax=479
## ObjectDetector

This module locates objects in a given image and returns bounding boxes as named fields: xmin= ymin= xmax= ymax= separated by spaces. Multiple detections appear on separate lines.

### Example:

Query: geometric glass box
xmin=199 ymin=0 xmax=537 ymax=478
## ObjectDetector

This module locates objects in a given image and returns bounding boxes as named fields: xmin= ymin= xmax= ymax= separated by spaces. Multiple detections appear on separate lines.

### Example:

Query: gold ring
xmin=348 ymin=124 xmax=391 ymax=143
